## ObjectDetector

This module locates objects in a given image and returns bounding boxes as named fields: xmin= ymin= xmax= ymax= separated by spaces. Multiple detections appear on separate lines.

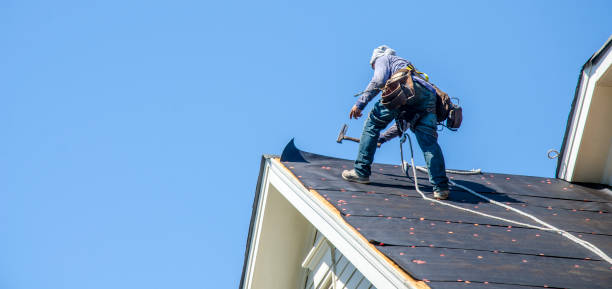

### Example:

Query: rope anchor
xmin=547 ymin=149 xmax=560 ymax=159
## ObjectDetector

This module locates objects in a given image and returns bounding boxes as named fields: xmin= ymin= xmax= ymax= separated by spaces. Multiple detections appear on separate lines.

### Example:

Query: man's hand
xmin=349 ymin=105 xmax=363 ymax=119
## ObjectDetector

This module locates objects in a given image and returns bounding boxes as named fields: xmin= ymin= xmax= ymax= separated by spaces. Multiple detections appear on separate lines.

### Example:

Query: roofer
xmin=342 ymin=45 xmax=450 ymax=199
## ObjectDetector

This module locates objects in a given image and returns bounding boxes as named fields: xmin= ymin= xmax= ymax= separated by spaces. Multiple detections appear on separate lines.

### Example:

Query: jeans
xmin=354 ymin=82 xmax=450 ymax=192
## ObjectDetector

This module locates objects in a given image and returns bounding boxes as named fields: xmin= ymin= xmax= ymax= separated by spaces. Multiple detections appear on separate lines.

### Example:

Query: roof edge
xmin=556 ymin=35 xmax=612 ymax=179
xmin=267 ymin=158 xmax=429 ymax=289
xmin=238 ymin=154 xmax=275 ymax=289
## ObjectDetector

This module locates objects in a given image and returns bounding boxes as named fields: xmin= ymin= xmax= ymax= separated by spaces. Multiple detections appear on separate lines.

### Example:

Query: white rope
xmin=445 ymin=168 xmax=481 ymax=175
xmin=400 ymin=134 xmax=612 ymax=264
xmin=402 ymin=162 xmax=554 ymax=231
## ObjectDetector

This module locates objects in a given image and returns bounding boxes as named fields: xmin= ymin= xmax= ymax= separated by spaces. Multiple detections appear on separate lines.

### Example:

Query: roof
xmin=556 ymin=35 xmax=612 ymax=179
xmin=279 ymin=139 xmax=612 ymax=289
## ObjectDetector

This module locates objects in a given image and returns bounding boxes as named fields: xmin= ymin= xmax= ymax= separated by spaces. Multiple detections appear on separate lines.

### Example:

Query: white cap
xmin=369 ymin=45 xmax=396 ymax=66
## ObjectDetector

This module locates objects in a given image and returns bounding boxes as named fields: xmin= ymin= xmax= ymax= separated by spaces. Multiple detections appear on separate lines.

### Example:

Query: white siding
xmin=302 ymin=231 xmax=376 ymax=289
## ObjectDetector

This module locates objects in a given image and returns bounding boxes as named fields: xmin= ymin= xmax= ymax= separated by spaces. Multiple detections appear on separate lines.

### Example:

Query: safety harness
xmin=381 ymin=65 xmax=462 ymax=131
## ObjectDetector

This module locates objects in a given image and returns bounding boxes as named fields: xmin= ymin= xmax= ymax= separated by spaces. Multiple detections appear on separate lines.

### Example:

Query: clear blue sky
xmin=1 ymin=0 xmax=610 ymax=288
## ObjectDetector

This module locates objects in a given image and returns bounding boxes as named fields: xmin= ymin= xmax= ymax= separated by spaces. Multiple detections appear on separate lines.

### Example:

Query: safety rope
xmin=404 ymin=162 xmax=482 ymax=175
xmin=399 ymin=132 xmax=612 ymax=264
xmin=547 ymin=149 xmax=560 ymax=159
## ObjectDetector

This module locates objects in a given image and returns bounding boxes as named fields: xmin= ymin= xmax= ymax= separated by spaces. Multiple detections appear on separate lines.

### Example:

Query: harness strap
xmin=404 ymin=64 xmax=430 ymax=82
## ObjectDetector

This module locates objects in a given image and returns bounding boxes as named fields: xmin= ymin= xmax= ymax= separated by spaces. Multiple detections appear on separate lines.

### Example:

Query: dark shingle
xmin=280 ymin=139 xmax=612 ymax=289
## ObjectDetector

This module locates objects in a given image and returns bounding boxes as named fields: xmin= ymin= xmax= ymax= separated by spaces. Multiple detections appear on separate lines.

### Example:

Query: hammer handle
xmin=343 ymin=136 xmax=361 ymax=143
xmin=343 ymin=136 xmax=382 ymax=148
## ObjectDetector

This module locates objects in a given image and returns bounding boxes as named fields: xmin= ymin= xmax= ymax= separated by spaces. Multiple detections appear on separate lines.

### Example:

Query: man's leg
xmin=413 ymin=113 xmax=450 ymax=194
xmin=352 ymin=101 xmax=398 ymax=178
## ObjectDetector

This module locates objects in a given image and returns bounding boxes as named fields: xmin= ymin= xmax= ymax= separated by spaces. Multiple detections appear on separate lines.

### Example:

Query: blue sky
xmin=1 ymin=0 xmax=610 ymax=288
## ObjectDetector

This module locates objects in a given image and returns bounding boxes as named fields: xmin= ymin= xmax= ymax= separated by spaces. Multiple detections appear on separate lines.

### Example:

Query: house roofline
xmin=240 ymin=156 xmax=429 ymax=289
xmin=238 ymin=154 xmax=276 ymax=289
xmin=556 ymin=35 xmax=612 ymax=179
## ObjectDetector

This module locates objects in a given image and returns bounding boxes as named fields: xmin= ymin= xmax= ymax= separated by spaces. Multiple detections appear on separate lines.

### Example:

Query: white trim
xmin=559 ymin=44 xmax=612 ymax=182
xmin=266 ymin=159 xmax=420 ymax=289
xmin=302 ymin=236 xmax=328 ymax=270
xmin=559 ymin=67 xmax=591 ymax=180
xmin=299 ymin=228 xmax=319 ymax=289
xmin=318 ymin=272 xmax=334 ymax=289
xmin=242 ymin=161 xmax=271 ymax=289
xmin=603 ymin=143 xmax=612 ymax=185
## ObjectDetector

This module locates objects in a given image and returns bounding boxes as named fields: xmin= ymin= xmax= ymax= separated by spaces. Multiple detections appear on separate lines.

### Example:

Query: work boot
xmin=434 ymin=189 xmax=450 ymax=200
xmin=342 ymin=169 xmax=370 ymax=184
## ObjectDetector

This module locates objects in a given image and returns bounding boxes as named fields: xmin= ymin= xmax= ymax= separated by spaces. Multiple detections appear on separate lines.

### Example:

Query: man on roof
xmin=342 ymin=45 xmax=450 ymax=199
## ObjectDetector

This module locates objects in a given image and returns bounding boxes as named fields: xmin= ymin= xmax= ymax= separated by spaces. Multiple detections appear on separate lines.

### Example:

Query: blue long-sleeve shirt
xmin=356 ymin=55 xmax=435 ymax=110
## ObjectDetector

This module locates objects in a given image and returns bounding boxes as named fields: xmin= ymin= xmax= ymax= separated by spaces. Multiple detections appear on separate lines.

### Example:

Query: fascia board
xmin=267 ymin=158 xmax=426 ymax=289
xmin=559 ymin=44 xmax=612 ymax=181
xmin=240 ymin=157 xmax=272 ymax=289
xmin=559 ymin=68 xmax=592 ymax=181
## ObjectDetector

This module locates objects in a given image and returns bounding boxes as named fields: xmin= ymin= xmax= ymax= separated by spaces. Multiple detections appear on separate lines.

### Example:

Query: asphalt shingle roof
xmin=280 ymin=140 xmax=612 ymax=289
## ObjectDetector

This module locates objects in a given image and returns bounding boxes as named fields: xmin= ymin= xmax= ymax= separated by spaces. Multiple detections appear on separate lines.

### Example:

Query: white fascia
xmin=241 ymin=158 xmax=272 ymax=289
xmin=559 ymin=45 xmax=612 ymax=181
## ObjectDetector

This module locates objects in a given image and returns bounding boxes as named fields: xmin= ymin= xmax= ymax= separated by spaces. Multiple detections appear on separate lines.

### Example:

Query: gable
xmin=240 ymin=162 xmax=314 ymax=289
xmin=240 ymin=154 xmax=426 ymax=289
xmin=558 ymin=36 xmax=612 ymax=185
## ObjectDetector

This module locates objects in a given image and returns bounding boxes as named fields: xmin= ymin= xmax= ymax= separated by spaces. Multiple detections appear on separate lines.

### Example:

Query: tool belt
xmin=396 ymin=110 xmax=421 ymax=133
xmin=447 ymin=105 xmax=462 ymax=129
xmin=381 ymin=67 xmax=417 ymax=110
xmin=382 ymin=65 xmax=463 ymax=130
xmin=432 ymin=85 xmax=463 ymax=129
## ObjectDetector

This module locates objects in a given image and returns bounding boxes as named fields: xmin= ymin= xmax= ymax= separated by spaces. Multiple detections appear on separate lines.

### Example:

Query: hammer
xmin=336 ymin=124 xmax=381 ymax=147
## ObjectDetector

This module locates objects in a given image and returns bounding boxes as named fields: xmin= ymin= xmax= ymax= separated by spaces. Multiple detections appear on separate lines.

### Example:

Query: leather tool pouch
xmin=433 ymin=84 xmax=463 ymax=130
xmin=381 ymin=68 xmax=416 ymax=110
xmin=447 ymin=105 xmax=462 ymax=129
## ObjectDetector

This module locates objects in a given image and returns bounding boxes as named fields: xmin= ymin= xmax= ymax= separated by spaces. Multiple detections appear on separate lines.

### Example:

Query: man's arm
xmin=350 ymin=57 xmax=390 ymax=119
xmin=355 ymin=57 xmax=390 ymax=110
xmin=378 ymin=122 xmax=401 ymax=144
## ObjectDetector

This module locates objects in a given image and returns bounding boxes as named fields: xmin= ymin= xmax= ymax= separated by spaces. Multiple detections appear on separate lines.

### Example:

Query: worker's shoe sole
xmin=434 ymin=190 xmax=450 ymax=200
xmin=342 ymin=169 xmax=370 ymax=184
